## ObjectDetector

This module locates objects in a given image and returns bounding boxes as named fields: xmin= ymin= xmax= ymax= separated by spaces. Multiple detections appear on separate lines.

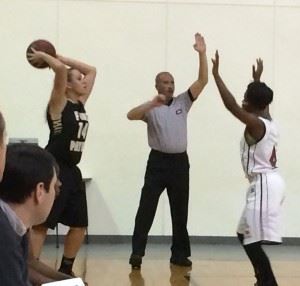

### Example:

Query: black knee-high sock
xmin=58 ymin=255 xmax=75 ymax=275
xmin=237 ymin=233 xmax=260 ymax=282
xmin=237 ymin=233 xmax=278 ymax=286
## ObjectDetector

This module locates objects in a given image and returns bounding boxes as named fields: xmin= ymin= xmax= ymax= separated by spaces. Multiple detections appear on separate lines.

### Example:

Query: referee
xmin=127 ymin=33 xmax=208 ymax=269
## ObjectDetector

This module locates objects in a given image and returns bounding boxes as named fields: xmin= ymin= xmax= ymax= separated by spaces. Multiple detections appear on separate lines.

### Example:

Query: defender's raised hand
xmin=252 ymin=58 xmax=263 ymax=82
xmin=193 ymin=33 xmax=206 ymax=54
xmin=211 ymin=50 xmax=219 ymax=77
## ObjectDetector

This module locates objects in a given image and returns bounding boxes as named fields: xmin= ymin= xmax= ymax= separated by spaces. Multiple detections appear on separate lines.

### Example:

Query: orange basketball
xmin=26 ymin=39 xmax=56 ymax=69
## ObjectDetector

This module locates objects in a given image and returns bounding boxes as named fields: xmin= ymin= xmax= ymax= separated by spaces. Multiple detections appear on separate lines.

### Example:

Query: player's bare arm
xmin=189 ymin=33 xmax=208 ymax=100
xmin=28 ymin=49 xmax=68 ymax=117
xmin=56 ymin=55 xmax=97 ymax=104
xmin=127 ymin=94 xmax=166 ymax=120
xmin=212 ymin=50 xmax=265 ymax=140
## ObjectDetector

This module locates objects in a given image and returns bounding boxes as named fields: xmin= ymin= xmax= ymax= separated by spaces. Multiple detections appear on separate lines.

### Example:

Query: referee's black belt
xmin=150 ymin=149 xmax=187 ymax=158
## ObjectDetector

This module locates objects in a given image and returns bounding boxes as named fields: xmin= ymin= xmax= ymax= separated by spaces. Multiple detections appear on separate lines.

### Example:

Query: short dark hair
xmin=245 ymin=82 xmax=273 ymax=110
xmin=155 ymin=72 xmax=173 ymax=85
xmin=0 ymin=112 xmax=5 ymax=144
xmin=0 ymin=144 xmax=56 ymax=204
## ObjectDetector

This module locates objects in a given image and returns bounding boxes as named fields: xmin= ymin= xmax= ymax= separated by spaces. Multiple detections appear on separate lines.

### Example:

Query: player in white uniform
xmin=212 ymin=52 xmax=285 ymax=286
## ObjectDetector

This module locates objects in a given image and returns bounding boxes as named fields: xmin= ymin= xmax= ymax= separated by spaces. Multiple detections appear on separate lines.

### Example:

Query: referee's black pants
xmin=132 ymin=149 xmax=191 ymax=258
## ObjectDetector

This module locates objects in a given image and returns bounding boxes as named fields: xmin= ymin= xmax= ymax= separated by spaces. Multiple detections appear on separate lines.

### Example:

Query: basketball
xmin=26 ymin=39 xmax=56 ymax=69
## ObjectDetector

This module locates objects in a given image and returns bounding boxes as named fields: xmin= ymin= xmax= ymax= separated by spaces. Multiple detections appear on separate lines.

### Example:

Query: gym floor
xmin=42 ymin=242 xmax=300 ymax=285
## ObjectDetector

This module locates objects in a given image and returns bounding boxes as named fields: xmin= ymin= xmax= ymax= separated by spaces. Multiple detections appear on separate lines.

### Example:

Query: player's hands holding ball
xmin=26 ymin=39 xmax=56 ymax=69
xmin=26 ymin=48 xmax=48 ymax=69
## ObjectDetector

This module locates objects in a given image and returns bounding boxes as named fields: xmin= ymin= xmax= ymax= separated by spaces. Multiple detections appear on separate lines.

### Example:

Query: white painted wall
xmin=1 ymin=0 xmax=300 ymax=237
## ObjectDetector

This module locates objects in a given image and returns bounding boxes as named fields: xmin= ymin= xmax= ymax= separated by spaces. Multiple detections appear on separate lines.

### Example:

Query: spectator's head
xmin=0 ymin=144 xmax=57 ymax=226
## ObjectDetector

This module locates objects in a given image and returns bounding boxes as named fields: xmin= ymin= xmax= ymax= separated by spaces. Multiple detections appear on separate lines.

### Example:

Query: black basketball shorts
xmin=45 ymin=164 xmax=88 ymax=229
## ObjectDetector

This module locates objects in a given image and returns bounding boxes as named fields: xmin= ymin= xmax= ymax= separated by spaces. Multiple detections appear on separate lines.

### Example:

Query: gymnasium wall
xmin=1 ymin=0 xmax=300 ymax=238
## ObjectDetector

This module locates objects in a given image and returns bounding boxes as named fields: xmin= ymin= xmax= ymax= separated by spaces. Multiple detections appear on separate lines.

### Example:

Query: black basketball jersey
xmin=46 ymin=100 xmax=89 ymax=166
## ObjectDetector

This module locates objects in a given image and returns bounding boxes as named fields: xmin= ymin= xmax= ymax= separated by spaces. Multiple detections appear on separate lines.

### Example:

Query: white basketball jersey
xmin=240 ymin=117 xmax=278 ymax=177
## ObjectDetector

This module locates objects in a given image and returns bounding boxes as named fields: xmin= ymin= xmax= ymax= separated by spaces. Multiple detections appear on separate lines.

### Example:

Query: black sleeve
xmin=188 ymin=89 xmax=195 ymax=102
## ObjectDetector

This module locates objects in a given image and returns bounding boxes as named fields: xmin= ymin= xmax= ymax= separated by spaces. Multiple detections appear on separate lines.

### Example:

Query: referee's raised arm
xmin=189 ymin=33 xmax=208 ymax=100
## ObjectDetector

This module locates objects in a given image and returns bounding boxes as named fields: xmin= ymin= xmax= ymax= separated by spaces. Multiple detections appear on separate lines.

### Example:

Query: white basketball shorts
xmin=237 ymin=171 xmax=285 ymax=245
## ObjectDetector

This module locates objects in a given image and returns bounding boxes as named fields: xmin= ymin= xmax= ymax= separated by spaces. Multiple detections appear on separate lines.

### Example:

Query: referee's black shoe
xmin=170 ymin=256 xmax=192 ymax=267
xmin=129 ymin=254 xmax=142 ymax=269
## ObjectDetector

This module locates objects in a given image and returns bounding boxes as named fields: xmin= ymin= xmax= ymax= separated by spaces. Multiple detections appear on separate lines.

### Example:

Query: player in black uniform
xmin=29 ymin=50 xmax=96 ymax=276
